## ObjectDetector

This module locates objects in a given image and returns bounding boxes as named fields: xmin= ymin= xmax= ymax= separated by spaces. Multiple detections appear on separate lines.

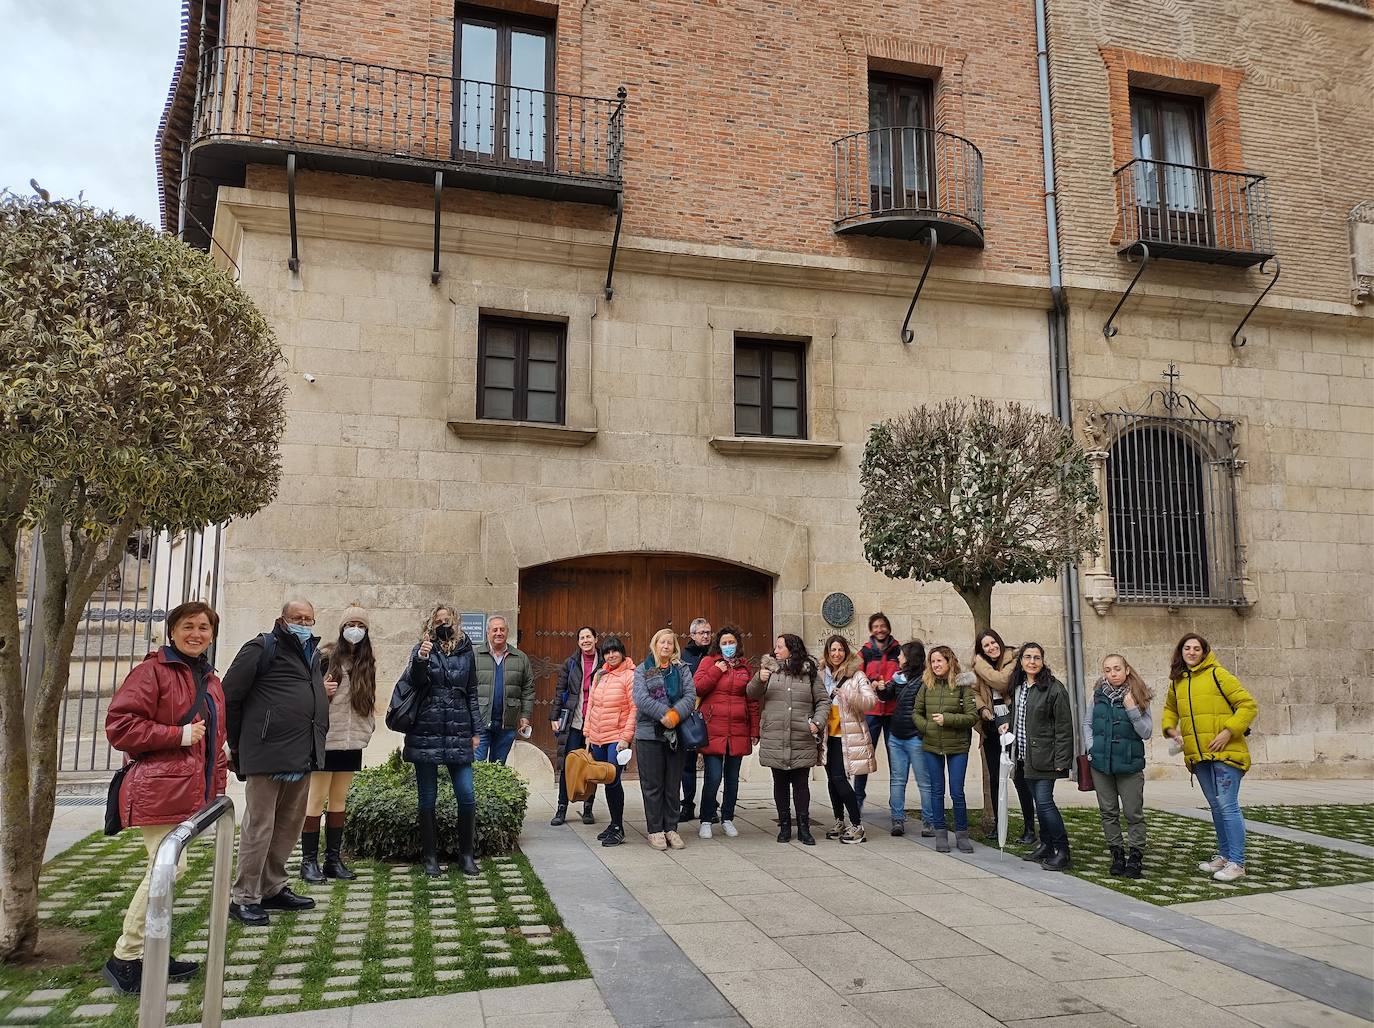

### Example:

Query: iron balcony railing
xmin=193 ymin=44 xmax=626 ymax=187
xmin=833 ymin=126 xmax=984 ymax=246
xmin=1115 ymin=158 xmax=1274 ymax=266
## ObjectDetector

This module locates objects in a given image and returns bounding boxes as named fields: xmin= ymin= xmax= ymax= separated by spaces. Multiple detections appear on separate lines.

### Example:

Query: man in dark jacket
xmin=473 ymin=616 xmax=534 ymax=763
xmin=223 ymin=599 xmax=329 ymax=926
xmin=678 ymin=617 xmax=712 ymax=822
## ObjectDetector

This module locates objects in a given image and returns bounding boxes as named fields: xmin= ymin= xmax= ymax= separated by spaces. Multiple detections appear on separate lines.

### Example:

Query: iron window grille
xmin=477 ymin=316 xmax=567 ymax=425
xmin=734 ymin=338 xmax=807 ymax=439
xmin=1102 ymin=388 xmax=1246 ymax=607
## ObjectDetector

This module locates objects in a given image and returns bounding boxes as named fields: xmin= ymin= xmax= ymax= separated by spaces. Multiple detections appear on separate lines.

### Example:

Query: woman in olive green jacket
xmin=912 ymin=646 xmax=980 ymax=853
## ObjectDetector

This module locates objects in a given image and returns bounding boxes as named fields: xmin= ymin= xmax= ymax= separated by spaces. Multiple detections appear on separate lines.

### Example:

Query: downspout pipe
xmin=1034 ymin=0 xmax=1088 ymax=750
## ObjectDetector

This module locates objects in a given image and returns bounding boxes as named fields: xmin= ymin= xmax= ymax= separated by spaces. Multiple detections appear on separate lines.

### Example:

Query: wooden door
xmin=518 ymin=554 xmax=774 ymax=764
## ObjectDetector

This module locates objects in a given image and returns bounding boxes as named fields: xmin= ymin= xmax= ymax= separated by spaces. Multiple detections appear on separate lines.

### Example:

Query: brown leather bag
xmin=1076 ymin=753 xmax=1095 ymax=792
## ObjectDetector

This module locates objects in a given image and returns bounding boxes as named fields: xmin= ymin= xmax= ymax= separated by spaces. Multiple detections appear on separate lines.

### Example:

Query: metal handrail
xmin=139 ymin=795 xmax=236 ymax=1028
xmin=1113 ymin=158 xmax=1274 ymax=259
xmin=832 ymin=125 xmax=984 ymax=232
xmin=1113 ymin=156 xmax=1267 ymax=181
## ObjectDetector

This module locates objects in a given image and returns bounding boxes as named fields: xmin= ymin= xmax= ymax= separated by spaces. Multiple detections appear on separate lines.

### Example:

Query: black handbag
xmin=386 ymin=661 xmax=431 ymax=734
xmin=678 ymin=709 xmax=709 ymax=751
xmin=104 ymin=762 xmax=136 ymax=836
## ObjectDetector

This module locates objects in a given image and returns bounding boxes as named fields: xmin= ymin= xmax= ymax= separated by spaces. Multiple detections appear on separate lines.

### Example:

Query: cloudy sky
xmin=0 ymin=0 xmax=183 ymax=226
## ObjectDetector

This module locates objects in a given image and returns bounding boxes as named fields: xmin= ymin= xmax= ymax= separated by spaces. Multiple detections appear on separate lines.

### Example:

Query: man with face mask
xmin=222 ymin=599 xmax=330 ymax=926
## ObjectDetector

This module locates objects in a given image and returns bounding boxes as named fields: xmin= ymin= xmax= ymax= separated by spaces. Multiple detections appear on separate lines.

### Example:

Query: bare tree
xmin=0 ymin=194 xmax=285 ymax=961
xmin=858 ymin=399 xmax=1099 ymax=828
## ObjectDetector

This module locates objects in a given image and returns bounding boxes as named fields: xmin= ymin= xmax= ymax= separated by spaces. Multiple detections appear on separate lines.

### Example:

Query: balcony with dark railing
xmin=189 ymin=45 xmax=626 ymax=207
xmin=1114 ymin=159 xmax=1274 ymax=267
xmin=832 ymin=127 xmax=984 ymax=248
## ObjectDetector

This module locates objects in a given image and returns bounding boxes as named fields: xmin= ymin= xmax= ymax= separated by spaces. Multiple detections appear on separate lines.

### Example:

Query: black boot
xmin=1108 ymin=845 xmax=1126 ymax=876
xmin=1041 ymin=843 xmax=1072 ymax=872
xmin=419 ymin=808 xmax=442 ymax=877
xmin=581 ymin=799 xmax=596 ymax=825
xmin=1125 ymin=847 xmax=1144 ymax=879
xmin=323 ymin=825 xmax=356 ymax=880
xmin=456 ymin=807 xmax=481 ymax=877
xmin=101 ymin=956 xmax=143 ymax=995
xmin=1015 ymin=829 xmax=1037 ymax=846
xmin=1022 ymin=840 xmax=1049 ymax=862
xmin=796 ymin=816 xmax=816 ymax=846
xmin=299 ymin=831 xmax=325 ymax=884
xmin=550 ymin=804 xmax=568 ymax=827
xmin=776 ymin=816 xmax=792 ymax=843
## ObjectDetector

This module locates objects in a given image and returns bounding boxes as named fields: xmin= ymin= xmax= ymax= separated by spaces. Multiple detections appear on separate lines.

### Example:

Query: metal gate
xmin=17 ymin=524 xmax=224 ymax=776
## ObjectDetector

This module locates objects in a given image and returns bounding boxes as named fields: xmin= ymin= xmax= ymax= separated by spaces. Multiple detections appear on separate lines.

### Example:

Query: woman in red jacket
xmin=694 ymin=626 xmax=760 ymax=840
xmin=102 ymin=600 xmax=229 ymax=996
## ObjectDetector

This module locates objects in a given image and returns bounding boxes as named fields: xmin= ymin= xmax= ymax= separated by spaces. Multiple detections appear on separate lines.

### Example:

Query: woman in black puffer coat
xmin=402 ymin=602 xmax=481 ymax=877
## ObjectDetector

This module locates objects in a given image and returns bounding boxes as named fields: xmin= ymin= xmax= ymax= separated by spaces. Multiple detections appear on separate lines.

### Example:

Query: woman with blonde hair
xmin=1083 ymin=653 xmax=1153 ymax=879
xmin=913 ymin=645 xmax=979 ymax=853
xmin=820 ymin=635 xmax=878 ymax=845
xmin=632 ymin=628 xmax=698 ymax=850
xmin=301 ymin=605 xmax=376 ymax=884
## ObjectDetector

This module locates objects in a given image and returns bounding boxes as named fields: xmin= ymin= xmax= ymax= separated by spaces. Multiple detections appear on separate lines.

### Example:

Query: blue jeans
xmin=414 ymin=761 xmax=474 ymax=812
xmin=888 ymin=735 xmax=934 ymax=825
xmin=700 ymin=753 xmax=743 ymax=823
xmin=1030 ymin=776 xmax=1067 ymax=848
xmin=588 ymin=743 xmax=626 ymax=828
xmin=922 ymin=749 xmax=969 ymax=831
xmin=681 ymin=750 xmax=699 ymax=814
xmin=854 ymin=714 xmax=890 ymax=809
xmin=475 ymin=725 xmax=518 ymax=763
xmin=1195 ymin=760 xmax=1246 ymax=864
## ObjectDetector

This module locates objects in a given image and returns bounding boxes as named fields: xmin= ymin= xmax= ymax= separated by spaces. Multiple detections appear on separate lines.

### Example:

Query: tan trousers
xmin=232 ymin=775 xmax=309 ymax=905
xmin=114 ymin=825 xmax=187 ymax=960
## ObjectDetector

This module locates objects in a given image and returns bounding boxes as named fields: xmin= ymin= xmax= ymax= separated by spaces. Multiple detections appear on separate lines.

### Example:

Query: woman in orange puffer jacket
xmin=582 ymin=635 xmax=637 ymax=847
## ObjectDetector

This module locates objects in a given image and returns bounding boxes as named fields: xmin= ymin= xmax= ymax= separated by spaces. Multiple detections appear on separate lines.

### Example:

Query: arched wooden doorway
xmin=518 ymin=554 xmax=774 ymax=763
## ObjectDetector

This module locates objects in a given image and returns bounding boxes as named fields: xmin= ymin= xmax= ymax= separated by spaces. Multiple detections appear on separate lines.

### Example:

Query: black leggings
xmin=771 ymin=768 xmax=812 ymax=821
xmin=983 ymin=723 xmax=1036 ymax=827
xmin=825 ymin=737 xmax=862 ymax=823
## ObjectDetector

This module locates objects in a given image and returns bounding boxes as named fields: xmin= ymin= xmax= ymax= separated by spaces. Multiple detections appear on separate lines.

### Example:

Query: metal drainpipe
xmin=1035 ymin=0 xmax=1088 ymax=746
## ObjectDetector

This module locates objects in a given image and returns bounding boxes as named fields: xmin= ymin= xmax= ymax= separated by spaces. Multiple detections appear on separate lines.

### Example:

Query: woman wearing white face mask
xmin=300 ymin=605 xmax=377 ymax=884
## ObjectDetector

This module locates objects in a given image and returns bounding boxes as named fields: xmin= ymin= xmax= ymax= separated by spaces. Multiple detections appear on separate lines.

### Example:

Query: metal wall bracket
xmin=603 ymin=191 xmax=625 ymax=300
xmin=1103 ymin=241 xmax=1149 ymax=339
xmin=1231 ymin=256 xmax=1280 ymax=348
xmin=286 ymin=153 xmax=300 ymax=272
xmin=431 ymin=172 xmax=443 ymax=285
xmin=900 ymin=227 xmax=939 ymax=345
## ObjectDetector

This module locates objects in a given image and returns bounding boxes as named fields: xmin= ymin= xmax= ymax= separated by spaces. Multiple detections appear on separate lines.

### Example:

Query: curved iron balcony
xmin=190 ymin=45 xmax=626 ymax=207
xmin=1114 ymin=159 xmax=1274 ymax=267
xmin=832 ymin=126 xmax=984 ymax=248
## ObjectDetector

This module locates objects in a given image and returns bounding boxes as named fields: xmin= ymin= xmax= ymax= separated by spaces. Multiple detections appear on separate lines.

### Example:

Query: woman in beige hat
xmin=300 ymin=605 xmax=377 ymax=883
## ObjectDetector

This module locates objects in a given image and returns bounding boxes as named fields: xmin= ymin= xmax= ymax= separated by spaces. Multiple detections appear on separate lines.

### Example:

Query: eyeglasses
xmin=692 ymin=629 xmax=712 ymax=637
xmin=285 ymin=616 xmax=316 ymax=626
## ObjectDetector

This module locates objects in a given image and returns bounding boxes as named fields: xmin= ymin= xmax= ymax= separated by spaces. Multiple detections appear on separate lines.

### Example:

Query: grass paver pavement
xmin=1242 ymin=803 xmax=1374 ymax=848
xmin=0 ymin=832 xmax=588 ymax=1026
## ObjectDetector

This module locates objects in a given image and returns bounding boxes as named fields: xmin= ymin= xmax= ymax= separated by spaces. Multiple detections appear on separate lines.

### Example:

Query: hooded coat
xmin=1161 ymin=651 xmax=1257 ymax=773
xmin=824 ymin=654 xmax=879 ymax=776
xmin=860 ymin=635 xmax=901 ymax=718
xmin=912 ymin=673 xmax=980 ymax=755
xmin=694 ymin=655 xmax=760 ymax=757
xmin=747 ymin=655 xmax=830 ymax=771
xmin=402 ymin=633 xmax=481 ymax=765
xmin=583 ymin=658 xmax=637 ymax=746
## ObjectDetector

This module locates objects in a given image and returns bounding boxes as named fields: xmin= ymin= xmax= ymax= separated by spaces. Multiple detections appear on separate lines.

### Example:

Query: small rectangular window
xmin=734 ymin=338 xmax=807 ymax=439
xmin=477 ymin=316 xmax=566 ymax=424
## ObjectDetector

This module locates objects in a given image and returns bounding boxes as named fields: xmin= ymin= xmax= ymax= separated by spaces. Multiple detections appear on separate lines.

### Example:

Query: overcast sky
xmin=0 ymin=0 xmax=183 ymax=226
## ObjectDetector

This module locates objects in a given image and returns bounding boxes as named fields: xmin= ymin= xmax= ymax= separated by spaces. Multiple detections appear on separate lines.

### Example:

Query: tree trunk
xmin=0 ymin=517 xmax=37 ymax=961
xmin=953 ymin=580 xmax=997 ymax=833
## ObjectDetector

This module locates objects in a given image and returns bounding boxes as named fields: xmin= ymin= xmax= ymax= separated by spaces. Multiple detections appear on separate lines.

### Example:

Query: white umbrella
xmin=997 ymin=745 xmax=1013 ymax=852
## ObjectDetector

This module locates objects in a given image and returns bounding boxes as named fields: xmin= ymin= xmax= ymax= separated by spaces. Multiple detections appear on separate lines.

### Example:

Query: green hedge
xmin=345 ymin=750 xmax=528 ymax=860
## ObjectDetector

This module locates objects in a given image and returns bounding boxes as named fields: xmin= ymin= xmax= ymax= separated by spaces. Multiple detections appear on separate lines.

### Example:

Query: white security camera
xmin=302 ymin=373 xmax=317 ymax=383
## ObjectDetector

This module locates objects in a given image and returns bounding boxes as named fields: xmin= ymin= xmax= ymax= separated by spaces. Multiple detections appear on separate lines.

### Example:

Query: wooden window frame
xmin=454 ymin=5 xmax=556 ymax=167
xmin=733 ymin=337 xmax=808 ymax=440
xmin=477 ymin=315 xmax=567 ymax=425
xmin=867 ymin=72 xmax=936 ymax=213
xmin=1128 ymin=88 xmax=1214 ymax=248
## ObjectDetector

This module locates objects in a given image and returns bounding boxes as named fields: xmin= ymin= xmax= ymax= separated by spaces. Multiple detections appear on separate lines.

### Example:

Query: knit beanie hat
xmin=340 ymin=605 xmax=370 ymax=630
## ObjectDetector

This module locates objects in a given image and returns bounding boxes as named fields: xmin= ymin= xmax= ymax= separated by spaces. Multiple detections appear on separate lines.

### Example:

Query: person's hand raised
xmin=418 ymin=633 xmax=433 ymax=660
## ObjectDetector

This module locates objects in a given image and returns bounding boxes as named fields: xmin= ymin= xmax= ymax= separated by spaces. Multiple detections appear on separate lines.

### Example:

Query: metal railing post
xmin=138 ymin=796 xmax=236 ymax=1028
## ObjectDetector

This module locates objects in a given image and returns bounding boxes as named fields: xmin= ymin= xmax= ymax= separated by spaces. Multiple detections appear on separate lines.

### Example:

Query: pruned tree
xmin=0 ymin=194 xmax=286 ymax=961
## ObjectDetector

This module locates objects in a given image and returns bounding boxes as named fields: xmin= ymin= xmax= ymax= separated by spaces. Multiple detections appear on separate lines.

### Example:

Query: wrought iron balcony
xmin=189 ymin=45 xmax=626 ymax=207
xmin=1114 ymin=159 xmax=1274 ymax=267
xmin=832 ymin=127 xmax=984 ymax=248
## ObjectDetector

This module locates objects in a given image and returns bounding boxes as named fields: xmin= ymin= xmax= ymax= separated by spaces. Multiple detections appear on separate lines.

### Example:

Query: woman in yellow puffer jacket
xmin=1161 ymin=634 xmax=1258 ymax=884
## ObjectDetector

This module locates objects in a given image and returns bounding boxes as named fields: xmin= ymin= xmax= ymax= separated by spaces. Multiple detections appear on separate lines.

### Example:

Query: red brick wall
xmin=221 ymin=0 xmax=1050 ymax=276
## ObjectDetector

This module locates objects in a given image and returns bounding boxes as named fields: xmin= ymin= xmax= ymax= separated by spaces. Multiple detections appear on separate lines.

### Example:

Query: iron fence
xmin=18 ymin=525 xmax=224 ymax=775
xmin=1103 ymin=411 xmax=1246 ymax=607
xmin=833 ymin=126 xmax=984 ymax=236
xmin=1115 ymin=158 xmax=1273 ymax=260
xmin=194 ymin=44 xmax=625 ymax=184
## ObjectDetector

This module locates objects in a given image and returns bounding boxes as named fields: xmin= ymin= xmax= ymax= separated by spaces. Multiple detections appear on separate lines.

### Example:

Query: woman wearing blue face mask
xmin=692 ymin=626 xmax=760 ymax=840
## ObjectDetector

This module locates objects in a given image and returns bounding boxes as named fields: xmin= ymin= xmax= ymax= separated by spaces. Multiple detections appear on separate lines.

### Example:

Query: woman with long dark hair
xmin=694 ymin=626 xmax=759 ymax=839
xmin=551 ymin=625 xmax=600 ymax=827
xmin=1083 ymin=653 xmax=1153 ymax=879
xmin=820 ymin=635 xmax=877 ymax=845
xmin=1005 ymin=643 xmax=1074 ymax=871
xmin=748 ymin=634 xmax=829 ymax=845
xmin=913 ymin=646 xmax=979 ymax=853
xmin=971 ymin=628 xmax=1036 ymax=845
xmin=301 ymin=605 xmax=377 ymax=883
xmin=887 ymin=640 xmax=934 ymax=836
xmin=1163 ymin=633 xmax=1257 ymax=883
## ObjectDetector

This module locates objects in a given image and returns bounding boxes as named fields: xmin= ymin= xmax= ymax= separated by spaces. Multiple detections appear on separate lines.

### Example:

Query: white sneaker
xmin=1213 ymin=862 xmax=1246 ymax=883
xmin=1198 ymin=855 xmax=1227 ymax=874
xmin=722 ymin=820 xmax=739 ymax=838
xmin=698 ymin=821 xmax=712 ymax=840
